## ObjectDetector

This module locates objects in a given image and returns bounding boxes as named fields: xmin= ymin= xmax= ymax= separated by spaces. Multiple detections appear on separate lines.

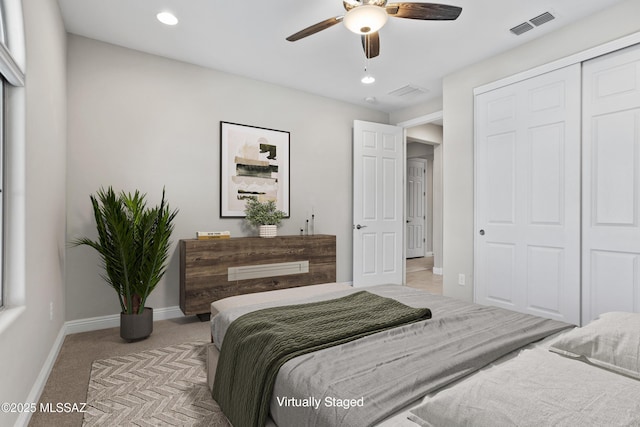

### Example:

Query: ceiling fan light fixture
xmin=344 ymin=5 xmax=388 ymax=35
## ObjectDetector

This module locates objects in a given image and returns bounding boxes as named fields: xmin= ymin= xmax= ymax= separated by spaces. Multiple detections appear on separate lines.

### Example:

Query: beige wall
xmin=65 ymin=35 xmax=388 ymax=321
xmin=407 ymin=123 xmax=443 ymax=145
xmin=0 ymin=0 xmax=67 ymax=424
xmin=442 ymin=0 xmax=640 ymax=301
xmin=8 ymin=1 xmax=640 ymax=420
xmin=389 ymin=97 xmax=443 ymax=125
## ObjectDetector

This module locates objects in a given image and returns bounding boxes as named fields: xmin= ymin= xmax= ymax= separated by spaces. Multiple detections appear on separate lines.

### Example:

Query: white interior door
xmin=582 ymin=43 xmax=640 ymax=324
xmin=406 ymin=158 xmax=426 ymax=258
xmin=353 ymin=120 xmax=404 ymax=287
xmin=475 ymin=64 xmax=581 ymax=324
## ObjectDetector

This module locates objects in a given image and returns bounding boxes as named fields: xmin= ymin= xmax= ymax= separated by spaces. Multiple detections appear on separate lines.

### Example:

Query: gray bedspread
xmin=212 ymin=285 xmax=572 ymax=427
xmin=408 ymin=346 xmax=640 ymax=426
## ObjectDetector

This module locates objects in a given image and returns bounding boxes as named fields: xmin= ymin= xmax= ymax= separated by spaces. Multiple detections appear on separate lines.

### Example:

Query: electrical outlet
xmin=50 ymin=302 xmax=53 ymax=321
xmin=458 ymin=274 xmax=466 ymax=286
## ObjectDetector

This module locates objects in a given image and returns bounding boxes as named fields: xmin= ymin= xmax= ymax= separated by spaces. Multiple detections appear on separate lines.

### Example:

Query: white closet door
xmin=475 ymin=64 xmax=581 ymax=325
xmin=582 ymin=43 xmax=640 ymax=324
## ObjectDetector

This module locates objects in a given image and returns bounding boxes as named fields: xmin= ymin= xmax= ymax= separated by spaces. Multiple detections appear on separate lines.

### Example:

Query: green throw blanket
xmin=212 ymin=291 xmax=432 ymax=427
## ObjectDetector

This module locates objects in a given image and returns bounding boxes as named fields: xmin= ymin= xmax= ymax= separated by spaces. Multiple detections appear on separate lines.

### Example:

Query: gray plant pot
xmin=120 ymin=307 xmax=153 ymax=341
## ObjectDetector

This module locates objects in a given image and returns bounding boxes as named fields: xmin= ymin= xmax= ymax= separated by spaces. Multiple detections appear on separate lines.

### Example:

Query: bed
xmin=208 ymin=283 xmax=640 ymax=426
xmin=408 ymin=311 xmax=640 ymax=426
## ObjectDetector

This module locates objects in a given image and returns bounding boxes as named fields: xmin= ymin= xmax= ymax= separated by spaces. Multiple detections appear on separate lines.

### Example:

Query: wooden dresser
xmin=179 ymin=235 xmax=337 ymax=318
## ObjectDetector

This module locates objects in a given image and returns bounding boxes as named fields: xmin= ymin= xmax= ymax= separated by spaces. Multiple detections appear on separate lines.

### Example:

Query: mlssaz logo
xmin=39 ymin=402 xmax=87 ymax=413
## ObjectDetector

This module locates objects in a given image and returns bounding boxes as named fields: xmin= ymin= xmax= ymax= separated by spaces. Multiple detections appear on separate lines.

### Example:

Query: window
xmin=0 ymin=0 xmax=26 ymax=311
xmin=0 ymin=80 xmax=3 ymax=309
xmin=0 ymin=4 xmax=6 ymax=309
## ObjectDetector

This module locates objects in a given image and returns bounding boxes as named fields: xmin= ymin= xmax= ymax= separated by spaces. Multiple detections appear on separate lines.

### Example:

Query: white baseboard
xmin=433 ymin=267 xmax=443 ymax=275
xmin=65 ymin=306 xmax=184 ymax=335
xmin=17 ymin=305 xmax=185 ymax=426
xmin=16 ymin=325 xmax=67 ymax=427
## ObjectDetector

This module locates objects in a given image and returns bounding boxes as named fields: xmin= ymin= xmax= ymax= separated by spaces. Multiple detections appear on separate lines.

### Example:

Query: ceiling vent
xmin=388 ymin=84 xmax=428 ymax=98
xmin=510 ymin=11 xmax=555 ymax=36
xmin=510 ymin=22 xmax=534 ymax=36
xmin=530 ymin=11 xmax=555 ymax=27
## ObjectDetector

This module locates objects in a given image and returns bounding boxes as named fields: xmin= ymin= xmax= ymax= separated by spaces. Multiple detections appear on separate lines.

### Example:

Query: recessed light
xmin=157 ymin=12 xmax=178 ymax=26
xmin=361 ymin=74 xmax=375 ymax=84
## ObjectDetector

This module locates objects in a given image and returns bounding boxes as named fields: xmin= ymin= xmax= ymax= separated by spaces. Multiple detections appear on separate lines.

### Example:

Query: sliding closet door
xmin=475 ymin=64 xmax=581 ymax=325
xmin=582 ymin=43 xmax=640 ymax=324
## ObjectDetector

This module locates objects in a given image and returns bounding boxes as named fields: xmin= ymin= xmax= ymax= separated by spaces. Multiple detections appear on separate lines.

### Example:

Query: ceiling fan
xmin=286 ymin=1 xmax=462 ymax=59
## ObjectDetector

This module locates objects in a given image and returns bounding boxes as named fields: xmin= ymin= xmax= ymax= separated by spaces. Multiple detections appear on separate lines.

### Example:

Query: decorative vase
xmin=120 ymin=307 xmax=153 ymax=341
xmin=259 ymin=224 xmax=277 ymax=238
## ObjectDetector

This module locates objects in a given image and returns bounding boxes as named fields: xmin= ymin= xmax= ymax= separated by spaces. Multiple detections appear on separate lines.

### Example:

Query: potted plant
xmin=72 ymin=187 xmax=178 ymax=341
xmin=244 ymin=198 xmax=286 ymax=238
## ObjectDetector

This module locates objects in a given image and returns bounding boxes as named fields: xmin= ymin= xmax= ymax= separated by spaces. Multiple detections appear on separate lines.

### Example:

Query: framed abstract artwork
xmin=220 ymin=121 xmax=290 ymax=218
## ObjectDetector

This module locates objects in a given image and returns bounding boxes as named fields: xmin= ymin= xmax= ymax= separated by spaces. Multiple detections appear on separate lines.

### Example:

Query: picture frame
xmin=220 ymin=121 xmax=290 ymax=218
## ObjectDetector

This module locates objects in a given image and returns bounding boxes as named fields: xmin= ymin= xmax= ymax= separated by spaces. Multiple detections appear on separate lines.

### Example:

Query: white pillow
xmin=550 ymin=312 xmax=640 ymax=380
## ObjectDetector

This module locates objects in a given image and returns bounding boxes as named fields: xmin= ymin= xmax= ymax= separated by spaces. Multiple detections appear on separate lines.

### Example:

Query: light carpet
xmin=83 ymin=341 xmax=230 ymax=426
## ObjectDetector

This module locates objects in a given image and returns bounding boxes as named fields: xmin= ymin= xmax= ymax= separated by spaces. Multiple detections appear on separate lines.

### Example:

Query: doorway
xmin=399 ymin=113 xmax=443 ymax=294
xmin=350 ymin=114 xmax=444 ymax=293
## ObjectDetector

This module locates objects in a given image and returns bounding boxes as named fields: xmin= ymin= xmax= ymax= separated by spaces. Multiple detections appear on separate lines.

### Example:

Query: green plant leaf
xmin=71 ymin=186 xmax=178 ymax=315
xmin=244 ymin=199 xmax=286 ymax=227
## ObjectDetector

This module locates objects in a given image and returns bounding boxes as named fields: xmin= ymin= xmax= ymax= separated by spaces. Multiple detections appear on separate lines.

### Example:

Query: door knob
xmin=479 ymin=229 xmax=485 ymax=236
xmin=355 ymin=224 xmax=368 ymax=230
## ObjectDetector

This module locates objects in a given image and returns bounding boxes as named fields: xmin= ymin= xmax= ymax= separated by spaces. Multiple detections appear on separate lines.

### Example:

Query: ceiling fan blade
xmin=386 ymin=3 xmax=462 ymax=20
xmin=361 ymin=32 xmax=380 ymax=59
xmin=286 ymin=16 xmax=344 ymax=42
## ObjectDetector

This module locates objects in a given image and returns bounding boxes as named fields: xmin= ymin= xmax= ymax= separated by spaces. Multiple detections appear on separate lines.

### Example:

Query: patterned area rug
xmin=83 ymin=341 xmax=230 ymax=426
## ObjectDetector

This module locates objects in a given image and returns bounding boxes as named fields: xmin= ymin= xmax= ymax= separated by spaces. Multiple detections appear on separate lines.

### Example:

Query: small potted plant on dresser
xmin=72 ymin=187 xmax=178 ymax=341
xmin=244 ymin=198 xmax=286 ymax=238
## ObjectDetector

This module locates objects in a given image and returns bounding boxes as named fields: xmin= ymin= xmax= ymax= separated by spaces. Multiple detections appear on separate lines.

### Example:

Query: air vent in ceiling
xmin=510 ymin=22 xmax=534 ymax=36
xmin=388 ymin=84 xmax=428 ymax=98
xmin=510 ymin=11 xmax=555 ymax=36
xmin=530 ymin=11 xmax=555 ymax=27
